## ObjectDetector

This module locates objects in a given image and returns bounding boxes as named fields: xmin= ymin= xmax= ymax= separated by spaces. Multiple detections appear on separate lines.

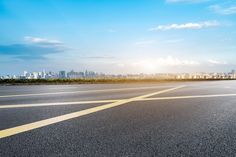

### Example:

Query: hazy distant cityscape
xmin=1 ymin=69 xmax=236 ymax=80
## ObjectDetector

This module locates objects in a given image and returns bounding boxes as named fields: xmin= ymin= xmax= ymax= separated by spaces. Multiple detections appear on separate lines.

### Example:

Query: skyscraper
xmin=59 ymin=71 xmax=66 ymax=79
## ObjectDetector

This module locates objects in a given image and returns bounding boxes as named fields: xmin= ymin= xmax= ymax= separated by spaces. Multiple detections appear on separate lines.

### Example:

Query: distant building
xmin=23 ymin=71 xmax=28 ymax=77
xmin=32 ymin=72 xmax=39 ymax=79
xmin=59 ymin=71 xmax=66 ymax=79
xmin=67 ymin=70 xmax=84 ymax=79
xmin=40 ymin=69 xmax=46 ymax=79
xmin=85 ymin=70 xmax=96 ymax=78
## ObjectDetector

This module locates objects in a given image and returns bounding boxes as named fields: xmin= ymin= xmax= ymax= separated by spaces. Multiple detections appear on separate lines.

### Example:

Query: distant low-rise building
xmin=59 ymin=71 xmax=66 ymax=79
xmin=67 ymin=70 xmax=84 ymax=79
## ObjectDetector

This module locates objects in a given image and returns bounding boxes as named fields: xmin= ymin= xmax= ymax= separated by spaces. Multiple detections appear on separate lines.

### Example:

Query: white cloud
xmin=149 ymin=21 xmax=220 ymax=31
xmin=166 ymin=0 xmax=210 ymax=3
xmin=24 ymin=36 xmax=63 ymax=45
xmin=114 ymin=56 xmax=200 ymax=73
xmin=209 ymin=5 xmax=236 ymax=15
xmin=156 ymin=56 xmax=200 ymax=66
xmin=208 ymin=59 xmax=227 ymax=65
xmin=130 ymin=56 xmax=199 ymax=67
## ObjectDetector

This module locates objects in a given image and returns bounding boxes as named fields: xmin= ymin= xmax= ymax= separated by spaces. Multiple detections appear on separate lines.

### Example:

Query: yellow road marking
xmin=0 ymin=85 xmax=173 ymax=98
xmin=0 ymin=86 xmax=184 ymax=139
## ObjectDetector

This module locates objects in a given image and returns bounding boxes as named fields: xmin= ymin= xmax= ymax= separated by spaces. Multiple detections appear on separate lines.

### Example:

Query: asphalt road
xmin=1 ymin=81 xmax=236 ymax=157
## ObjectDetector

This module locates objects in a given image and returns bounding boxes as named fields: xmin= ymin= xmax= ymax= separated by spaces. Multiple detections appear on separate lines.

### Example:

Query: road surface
xmin=1 ymin=81 xmax=236 ymax=156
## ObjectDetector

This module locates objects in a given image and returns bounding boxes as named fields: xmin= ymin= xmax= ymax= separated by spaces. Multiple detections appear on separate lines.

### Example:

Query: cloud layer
xmin=208 ymin=59 xmax=227 ymax=65
xmin=210 ymin=5 xmax=236 ymax=15
xmin=0 ymin=37 xmax=66 ymax=60
xmin=149 ymin=21 xmax=220 ymax=31
xmin=24 ymin=36 xmax=63 ymax=46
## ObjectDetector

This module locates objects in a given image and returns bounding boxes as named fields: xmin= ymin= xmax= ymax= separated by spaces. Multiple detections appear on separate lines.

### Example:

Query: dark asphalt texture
xmin=1 ymin=81 xmax=236 ymax=157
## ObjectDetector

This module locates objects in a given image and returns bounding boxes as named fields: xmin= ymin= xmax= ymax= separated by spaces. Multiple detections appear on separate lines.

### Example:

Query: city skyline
xmin=1 ymin=69 xmax=236 ymax=80
xmin=0 ymin=0 xmax=236 ymax=75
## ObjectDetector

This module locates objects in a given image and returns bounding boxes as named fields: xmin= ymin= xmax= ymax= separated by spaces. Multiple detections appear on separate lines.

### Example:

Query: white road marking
xmin=2 ymin=91 xmax=236 ymax=109
xmin=0 ymin=85 xmax=174 ymax=98
xmin=142 ymin=93 xmax=236 ymax=101
xmin=0 ymin=99 xmax=121 ymax=109
xmin=0 ymin=86 xmax=185 ymax=139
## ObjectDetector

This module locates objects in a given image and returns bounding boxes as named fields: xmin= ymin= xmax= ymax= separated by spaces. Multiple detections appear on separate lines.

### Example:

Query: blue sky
xmin=0 ymin=0 xmax=236 ymax=75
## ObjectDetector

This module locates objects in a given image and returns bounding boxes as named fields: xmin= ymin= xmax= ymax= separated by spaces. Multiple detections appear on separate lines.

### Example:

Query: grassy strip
xmin=0 ymin=78 xmax=235 ymax=85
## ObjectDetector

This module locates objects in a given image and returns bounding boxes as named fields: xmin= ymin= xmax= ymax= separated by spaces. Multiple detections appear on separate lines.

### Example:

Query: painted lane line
xmin=0 ymin=85 xmax=175 ymax=98
xmin=141 ymin=93 xmax=236 ymax=101
xmin=134 ymin=86 xmax=186 ymax=99
xmin=0 ymin=86 xmax=185 ymax=139
xmin=3 ymin=91 xmax=236 ymax=109
xmin=0 ymin=99 xmax=122 ymax=109
xmin=0 ymin=86 xmax=184 ymax=109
